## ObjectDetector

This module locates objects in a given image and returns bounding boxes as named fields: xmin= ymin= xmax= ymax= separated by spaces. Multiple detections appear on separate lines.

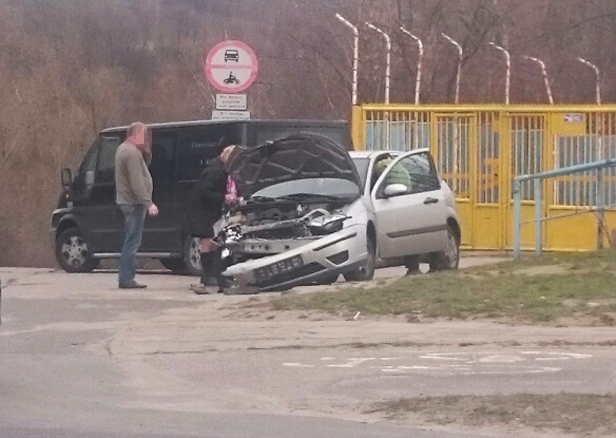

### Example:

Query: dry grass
xmin=270 ymin=249 xmax=616 ymax=325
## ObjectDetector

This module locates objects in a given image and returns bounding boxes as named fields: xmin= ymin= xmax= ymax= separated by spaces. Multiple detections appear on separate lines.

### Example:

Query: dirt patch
xmin=368 ymin=393 xmax=616 ymax=436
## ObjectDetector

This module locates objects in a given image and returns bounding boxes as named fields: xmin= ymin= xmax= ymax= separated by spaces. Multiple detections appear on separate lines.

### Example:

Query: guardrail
xmin=513 ymin=158 xmax=616 ymax=259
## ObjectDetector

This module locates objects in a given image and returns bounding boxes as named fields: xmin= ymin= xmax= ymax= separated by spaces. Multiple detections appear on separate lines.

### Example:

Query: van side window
xmin=78 ymin=142 xmax=99 ymax=193
xmin=96 ymin=136 xmax=121 ymax=184
xmin=149 ymin=131 xmax=176 ymax=180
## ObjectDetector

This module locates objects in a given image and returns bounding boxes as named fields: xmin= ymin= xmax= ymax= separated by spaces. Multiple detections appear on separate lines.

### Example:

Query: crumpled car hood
xmin=226 ymin=133 xmax=361 ymax=199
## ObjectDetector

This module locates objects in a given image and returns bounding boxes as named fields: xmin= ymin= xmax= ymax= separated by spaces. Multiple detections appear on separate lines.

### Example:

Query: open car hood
xmin=226 ymin=133 xmax=361 ymax=199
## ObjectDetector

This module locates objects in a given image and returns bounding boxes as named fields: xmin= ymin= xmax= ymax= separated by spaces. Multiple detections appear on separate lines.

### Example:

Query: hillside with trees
xmin=1 ymin=0 xmax=615 ymax=266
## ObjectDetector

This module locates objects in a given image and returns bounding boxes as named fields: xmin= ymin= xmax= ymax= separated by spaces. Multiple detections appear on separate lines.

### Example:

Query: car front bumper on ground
xmin=223 ymin=224 xmax=367 ymax=292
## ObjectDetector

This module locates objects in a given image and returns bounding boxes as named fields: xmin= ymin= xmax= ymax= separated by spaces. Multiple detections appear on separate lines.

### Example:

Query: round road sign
xmin=205 ymin=40 xmax=258 ymax=94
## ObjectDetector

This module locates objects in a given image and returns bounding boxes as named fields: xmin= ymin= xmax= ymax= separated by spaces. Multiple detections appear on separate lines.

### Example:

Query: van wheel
xmin=429 ymin=225 xmax=460 ymax=271
xmin=160 ymin=259 xmax=188 ymax=273
xmin=184 ymin=236 xmax=202 ymax=277
xmin=343 ymin=233 xmax=376 ymax=282
xmin=55 ymin=227 xmax=99 ymax=273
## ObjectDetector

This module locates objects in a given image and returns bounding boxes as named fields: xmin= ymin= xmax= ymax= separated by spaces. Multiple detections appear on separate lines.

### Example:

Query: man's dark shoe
xmin=119 ymin=281 xmax=147 ymax=289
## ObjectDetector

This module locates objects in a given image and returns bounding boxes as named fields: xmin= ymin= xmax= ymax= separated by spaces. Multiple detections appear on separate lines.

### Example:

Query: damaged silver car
xmin=221 ymin=133 xmax=461 ymax=292
xmin=221 ymin=133 xmax=372 ymax=291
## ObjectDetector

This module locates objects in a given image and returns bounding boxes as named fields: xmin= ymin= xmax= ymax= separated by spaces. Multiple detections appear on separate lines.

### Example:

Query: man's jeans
xmin=118 ymin=204 xmax=147 ymax=286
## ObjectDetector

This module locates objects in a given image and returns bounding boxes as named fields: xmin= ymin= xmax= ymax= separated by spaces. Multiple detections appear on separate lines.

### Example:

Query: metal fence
xmin=513 ymin=158 xmax=616 ymax=258
xmin=352 ymin=104 xmax=616 ymax=251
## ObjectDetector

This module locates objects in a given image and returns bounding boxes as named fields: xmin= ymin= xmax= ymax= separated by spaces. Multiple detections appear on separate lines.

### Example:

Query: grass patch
xmin=367 ymin=393 xmax=616 ymax=435
xmin=270 ymin=249 xmax=616 ymax=325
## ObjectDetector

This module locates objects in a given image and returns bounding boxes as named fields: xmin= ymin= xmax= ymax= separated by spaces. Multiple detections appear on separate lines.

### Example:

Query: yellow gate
xmin=352 ymin=104 xmax=616 ymax=251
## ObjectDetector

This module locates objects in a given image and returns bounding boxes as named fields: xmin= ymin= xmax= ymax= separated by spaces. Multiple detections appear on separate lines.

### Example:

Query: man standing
xmin=187 ymin=145 xmax=235 ymax=294
xmin=115 ymin=122 xmax=159 ymax=289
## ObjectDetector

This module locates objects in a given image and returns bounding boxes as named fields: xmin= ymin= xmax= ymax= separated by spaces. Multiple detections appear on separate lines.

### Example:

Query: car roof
xmin=349 ymin=150 xmax=404 ymax=159
xmin=348 ymin=150 xmax=393 ymax=159
xmin=101 ymin=119 xmax=348 ymax=133
xmin=349 ymin=149 xmax=429 ymax=159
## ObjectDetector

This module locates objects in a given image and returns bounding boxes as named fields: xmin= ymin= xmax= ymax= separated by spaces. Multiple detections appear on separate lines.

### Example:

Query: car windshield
xmin=351 ymin=157 xmax=369 ymax=187
xmin=252 ymin=178 xmax=360 ymax=200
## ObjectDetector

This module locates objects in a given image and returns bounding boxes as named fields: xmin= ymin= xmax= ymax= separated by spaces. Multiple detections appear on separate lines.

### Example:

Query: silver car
xmin=222 ymin=134 xmax=460 ymax=292
xmin=349 ymin=149 xmax=460 ymax=275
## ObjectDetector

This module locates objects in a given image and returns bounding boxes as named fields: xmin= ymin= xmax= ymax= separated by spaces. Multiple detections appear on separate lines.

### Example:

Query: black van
xmin=51 ymin=119 xmax=351 ymax=275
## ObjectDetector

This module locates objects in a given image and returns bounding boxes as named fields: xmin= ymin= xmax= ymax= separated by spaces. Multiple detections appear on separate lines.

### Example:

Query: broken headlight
xmin=308 ymin=213 xmax=349 ymax=235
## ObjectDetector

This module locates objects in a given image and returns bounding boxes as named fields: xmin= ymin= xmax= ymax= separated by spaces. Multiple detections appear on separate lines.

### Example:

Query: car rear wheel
xmin=55 ymin=227 xmax=99 ymax=273
xmin=343 ymin=233 xmax=376 ymax=282
xmin=429 ymin=225 xmax=460 ymax=271
xmin=184 ymin=236 xmax=202 ymax=276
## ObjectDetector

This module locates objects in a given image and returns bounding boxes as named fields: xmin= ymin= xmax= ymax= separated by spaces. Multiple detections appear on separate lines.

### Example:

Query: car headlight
xmin=308 ymin=213 xmax=350 ymax=235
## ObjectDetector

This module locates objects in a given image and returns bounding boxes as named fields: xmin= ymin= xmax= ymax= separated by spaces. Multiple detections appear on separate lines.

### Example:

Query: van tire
xmin=55 ymin=227 xmax=99 ymax=273
xmin=184 ymin=236 xmax=203 ymax=277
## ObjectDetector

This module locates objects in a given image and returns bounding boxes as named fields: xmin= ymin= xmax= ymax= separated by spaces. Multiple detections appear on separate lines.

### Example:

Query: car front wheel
xmin=55 ymin=227 xmax=99 ymax=273
xmin=429 ymin=225 xmax=460 ymax=271
xmin=343 ymin=233 xmax=376 ymax=282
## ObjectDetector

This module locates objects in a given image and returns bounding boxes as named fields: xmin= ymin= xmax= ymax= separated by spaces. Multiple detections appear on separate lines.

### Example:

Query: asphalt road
xmin=1 ymin=258 xmax=615 ymax=438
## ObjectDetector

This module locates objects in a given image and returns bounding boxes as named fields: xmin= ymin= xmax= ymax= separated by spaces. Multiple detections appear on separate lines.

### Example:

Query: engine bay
xmin=220 ymin=197 xmax=351 ymax=257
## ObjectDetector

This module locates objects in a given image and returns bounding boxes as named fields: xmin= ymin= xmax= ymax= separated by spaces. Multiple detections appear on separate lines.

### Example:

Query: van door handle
xmin=424 ymin=197 xmax=439 ymax=205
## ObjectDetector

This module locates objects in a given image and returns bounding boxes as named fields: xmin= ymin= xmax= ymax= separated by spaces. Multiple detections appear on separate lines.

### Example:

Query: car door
xmin=371 ymin=150 xmax=448 ymax=259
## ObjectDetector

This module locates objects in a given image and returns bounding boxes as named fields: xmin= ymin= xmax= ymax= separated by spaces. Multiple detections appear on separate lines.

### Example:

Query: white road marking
xmin=478 ymin=355 xmax=525 ymax=363
xmin=327 ymin=358 xmax=375 ymax=368
xmin=283 ymin=351 xmax=592 ymax=375
xmin=282 ymin=362 xmax=314 ymax=368
xmin=420 ymin=354 xmax=467 ymax=362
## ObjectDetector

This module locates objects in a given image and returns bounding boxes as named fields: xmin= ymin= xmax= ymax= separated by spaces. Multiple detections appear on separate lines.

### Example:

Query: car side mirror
xmin=382 ymin=183 xmax=408 ymax=198
xmin=85 ymin=170 xmax=95 ymax=190
xmin=61 ymin=168 xmax=73 ymax=190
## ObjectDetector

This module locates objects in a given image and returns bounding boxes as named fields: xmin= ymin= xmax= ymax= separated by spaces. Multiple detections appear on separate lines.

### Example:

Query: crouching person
xmin=187 ymin=145 xmax=235 ymax=294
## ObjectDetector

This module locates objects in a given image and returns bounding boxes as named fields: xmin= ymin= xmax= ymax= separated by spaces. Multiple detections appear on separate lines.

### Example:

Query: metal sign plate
xmin=205 ymin=40 xmax=258 ymax=94
xmin=211 ymin=110 xmax=251 ymax=120
xmin=216 ymin=94 xmax=248 ymax=110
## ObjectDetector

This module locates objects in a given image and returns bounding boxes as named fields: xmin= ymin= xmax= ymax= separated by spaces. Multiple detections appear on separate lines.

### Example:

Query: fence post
xmin=597 ymin=166 xmax=605 ymax=250
xmin=513 ymin=179 xmax=522 ymax=259
xmin=535 ymin=177 xmax=543 ymax=255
